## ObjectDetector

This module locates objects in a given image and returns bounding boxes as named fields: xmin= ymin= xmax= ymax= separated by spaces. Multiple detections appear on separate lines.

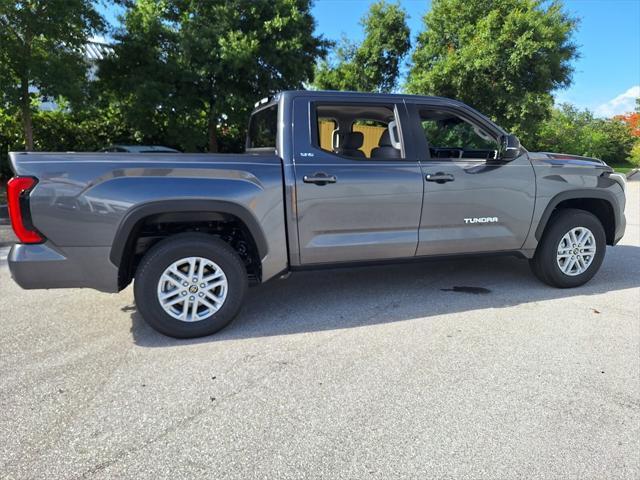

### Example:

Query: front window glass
xmin=420 ymin=109 xmax=498 ymax=160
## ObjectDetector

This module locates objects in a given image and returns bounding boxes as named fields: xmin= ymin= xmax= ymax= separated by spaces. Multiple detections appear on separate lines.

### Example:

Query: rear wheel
xmin=529 ymin=209 xmax=606 ymax=288
xmin=134 ymin=233 xmax=247 ymax=338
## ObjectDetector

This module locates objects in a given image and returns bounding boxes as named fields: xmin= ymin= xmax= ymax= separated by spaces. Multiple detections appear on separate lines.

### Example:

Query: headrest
xmin=378 ymin=129 xmax=392 ymax=147
xmin=342 ymin=131 xmax=364 ymax=150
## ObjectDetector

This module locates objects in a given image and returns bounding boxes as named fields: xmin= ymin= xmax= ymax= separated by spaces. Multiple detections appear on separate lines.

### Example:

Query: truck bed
xmin=8 ymin=151 xmax=289 ymax=291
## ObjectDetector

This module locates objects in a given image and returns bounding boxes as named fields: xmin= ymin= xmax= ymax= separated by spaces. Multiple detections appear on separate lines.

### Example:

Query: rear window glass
xmin=247 ymin=105 xmax=278 ymax=149
xmin=313 ymin=103 xmax=403 ymax=160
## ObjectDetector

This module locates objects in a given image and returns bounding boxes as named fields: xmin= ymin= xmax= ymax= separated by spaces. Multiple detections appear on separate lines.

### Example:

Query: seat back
xmin=336 ymin=132 xmax=366 ymax=159
xmin=371 ymin=129 xmax=401 ymax=159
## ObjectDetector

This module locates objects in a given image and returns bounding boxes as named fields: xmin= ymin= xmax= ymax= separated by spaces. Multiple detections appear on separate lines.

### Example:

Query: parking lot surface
xmin=1 ymin=179 xmax=638 ymax=479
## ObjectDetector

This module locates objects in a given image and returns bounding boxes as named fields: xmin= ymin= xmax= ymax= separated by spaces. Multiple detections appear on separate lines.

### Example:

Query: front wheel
xmin=134 ymin=233 xmax=248 ymax=338
xmin=529 ymin=209 xmax=606 ymax=288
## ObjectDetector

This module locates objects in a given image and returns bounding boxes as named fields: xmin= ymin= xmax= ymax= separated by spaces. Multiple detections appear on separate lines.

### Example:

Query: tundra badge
xmin=464 ymin=217 xmax=499 ymax=224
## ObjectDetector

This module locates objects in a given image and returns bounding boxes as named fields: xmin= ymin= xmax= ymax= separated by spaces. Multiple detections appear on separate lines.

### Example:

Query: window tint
xmin=247 ymin=104 xmax=278 ymax=149
xmin=420 ymin=109 xmax=497 ymax=161
xmin=313 ymin=104 xmax=403 ymax=160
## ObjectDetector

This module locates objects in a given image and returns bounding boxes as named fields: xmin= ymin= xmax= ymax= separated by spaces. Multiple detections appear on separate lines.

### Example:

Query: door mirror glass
xmin=499 ymin=134 xmax=521 ymax=161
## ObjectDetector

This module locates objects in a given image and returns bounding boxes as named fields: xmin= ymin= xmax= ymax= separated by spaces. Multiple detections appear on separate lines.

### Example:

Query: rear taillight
xmin=7 ymin=176 xmax=44 ymax=244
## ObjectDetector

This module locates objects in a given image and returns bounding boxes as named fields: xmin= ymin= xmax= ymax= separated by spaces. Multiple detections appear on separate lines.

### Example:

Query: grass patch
xmin=608 ymin=162 xmax=637 ymax=175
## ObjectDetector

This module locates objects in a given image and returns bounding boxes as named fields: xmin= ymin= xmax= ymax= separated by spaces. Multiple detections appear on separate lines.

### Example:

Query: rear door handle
xmin=303 ymin=173 xmax=337 ymax=185
xmin=425 ymin=172 xmax=455 ymax=184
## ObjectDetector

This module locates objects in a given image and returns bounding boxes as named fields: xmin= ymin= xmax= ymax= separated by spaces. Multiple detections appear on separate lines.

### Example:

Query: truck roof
xmin=281 ymin=89 xmax=454 ymax=101
xmin=252 ymin=90 xmax=472 ymax=112
xmin=251 ymin=90 xmax=502 ymax=134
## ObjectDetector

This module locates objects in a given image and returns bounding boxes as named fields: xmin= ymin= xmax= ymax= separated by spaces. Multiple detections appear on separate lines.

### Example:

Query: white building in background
xmin=38 ymin=41 xmax=114 ymax=111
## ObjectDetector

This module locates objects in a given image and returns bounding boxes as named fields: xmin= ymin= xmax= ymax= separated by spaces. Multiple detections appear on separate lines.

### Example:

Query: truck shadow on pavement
xmin=129 ymin=245 xmax=640 ymax=347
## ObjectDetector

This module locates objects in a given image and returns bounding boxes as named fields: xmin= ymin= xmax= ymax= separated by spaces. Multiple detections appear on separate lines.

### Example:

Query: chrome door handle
xmin=303 ymin=173 xmax=337 ymax=185
xmin=425 ymin=172 xmax=454 ymax=184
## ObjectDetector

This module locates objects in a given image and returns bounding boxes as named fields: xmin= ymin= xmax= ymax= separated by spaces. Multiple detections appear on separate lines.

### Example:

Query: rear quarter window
xmin=247 ymin=105 xmax=278 ymax=150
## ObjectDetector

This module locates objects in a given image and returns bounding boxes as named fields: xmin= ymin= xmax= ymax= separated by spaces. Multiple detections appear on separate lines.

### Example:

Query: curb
xmin=626 ymin=169 xmax=639 ymax=179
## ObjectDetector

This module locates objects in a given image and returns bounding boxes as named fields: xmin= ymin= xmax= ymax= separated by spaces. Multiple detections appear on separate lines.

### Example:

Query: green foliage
xmin=313 ymin=0 xmax=410 ymax=93
xmin=406 ymin=0 xmax=577 ymax=138
xmin=1 ymin=104 xmax=132 ymax=180
xmin=0 ymin=108 xmax=22 ymax=179
xmin=98 ymin=0 xmax=328 ymax=152
xmin=0 ymin=0 xmax=104 ymax=148
xmin=629 ymin=141 xmax=640 ymax=167
xmin=532 ymin=104 xmax=637 ymax=163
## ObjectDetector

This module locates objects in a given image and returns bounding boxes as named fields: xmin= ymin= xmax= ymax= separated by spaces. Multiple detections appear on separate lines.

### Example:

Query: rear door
xmin=292 ymin=96 xmax=424 ymax=264
xmin=407 ymin=102 xmax=536 ymax=256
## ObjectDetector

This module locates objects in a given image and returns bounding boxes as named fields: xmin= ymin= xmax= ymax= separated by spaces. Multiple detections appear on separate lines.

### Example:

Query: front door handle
xmin=303 ymin=173 xmax=337 ymax=185
xmin=425 ymin=172 xmax=455 ymax=184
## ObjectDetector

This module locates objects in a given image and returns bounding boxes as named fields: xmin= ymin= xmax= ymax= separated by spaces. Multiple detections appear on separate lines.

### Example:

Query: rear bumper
xmin=8 ymin=242 xmax=119 ymax=293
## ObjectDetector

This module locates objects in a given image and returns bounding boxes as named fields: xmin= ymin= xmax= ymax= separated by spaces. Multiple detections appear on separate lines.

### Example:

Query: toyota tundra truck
xmin=6 ymin=90 xmax=627 ymax=338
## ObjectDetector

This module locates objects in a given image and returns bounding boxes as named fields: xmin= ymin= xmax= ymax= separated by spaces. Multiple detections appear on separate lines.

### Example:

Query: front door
xmin=407 ymin=103 xmax=536 ymax=256
xmin=292 ymin=97 xmax=424 ymax=264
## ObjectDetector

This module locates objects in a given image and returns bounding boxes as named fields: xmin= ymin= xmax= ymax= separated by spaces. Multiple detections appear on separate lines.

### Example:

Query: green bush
xmin=0 ymin=109 xmax=22 ymax=180
xmin=0 ymin=104 xmax=231 ymax=181
xmin=629 ymin=141 xmax=640 ymax=167
xmin=530 ymin=104 xmax=636 ymax=164
xmin=0 ymin=102 xmax=248 ymax=177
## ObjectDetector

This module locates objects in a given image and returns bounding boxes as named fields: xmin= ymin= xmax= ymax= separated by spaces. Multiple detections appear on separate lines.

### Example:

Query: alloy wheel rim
xmin=156 ymin=257 xmax=228 ymax=322
xmin=556 ymin=227 xmax=596 ymax=276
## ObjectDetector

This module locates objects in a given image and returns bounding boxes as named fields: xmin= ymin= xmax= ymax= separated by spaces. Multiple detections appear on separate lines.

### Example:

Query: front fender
xmin=534 ymin=188 xmax=622 ymax=241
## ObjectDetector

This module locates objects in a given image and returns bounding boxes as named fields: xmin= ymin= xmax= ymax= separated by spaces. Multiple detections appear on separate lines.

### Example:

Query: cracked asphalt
xmin=1 ymin=179 xmax=638 ymax=479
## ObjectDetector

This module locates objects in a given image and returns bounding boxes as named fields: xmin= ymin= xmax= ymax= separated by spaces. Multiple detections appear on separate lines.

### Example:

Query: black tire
xmin=529 ymin=208 xmax=606 ymax=288
xmin=134 ymin=233 xmax=248 ymax=338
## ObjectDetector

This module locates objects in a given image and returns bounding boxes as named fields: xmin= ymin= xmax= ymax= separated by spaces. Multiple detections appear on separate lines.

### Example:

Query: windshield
xmin=247 ymin=104 xmax=278 ymax=150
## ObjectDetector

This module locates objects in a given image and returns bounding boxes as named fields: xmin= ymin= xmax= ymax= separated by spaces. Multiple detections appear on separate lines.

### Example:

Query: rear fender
xmin=109 ymin=199 xmax=269 ymax=268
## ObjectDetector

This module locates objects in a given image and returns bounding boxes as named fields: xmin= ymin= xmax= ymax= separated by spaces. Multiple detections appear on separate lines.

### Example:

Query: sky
xmin=98 ymin=0 xmax=640 ymax=117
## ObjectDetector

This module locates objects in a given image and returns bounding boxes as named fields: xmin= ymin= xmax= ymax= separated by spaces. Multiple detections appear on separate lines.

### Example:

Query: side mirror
xmin=499 ymin=134 xmax=521 ymax=161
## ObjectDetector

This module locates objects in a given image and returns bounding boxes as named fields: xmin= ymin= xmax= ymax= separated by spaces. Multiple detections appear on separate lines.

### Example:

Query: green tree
xmin=0 ymin=0 xmax=104 ymax=149
xmin=313 ymin=0 xmax=410 ymax=93
xmin=99 ymin=0 xmax=327 ymax=152
xmin=406 ymin=0 xmax=577 ymax=140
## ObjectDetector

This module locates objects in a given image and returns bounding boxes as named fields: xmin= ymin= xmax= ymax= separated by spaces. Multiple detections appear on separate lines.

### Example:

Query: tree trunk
xmin=21 ymin=78 xmax=33 ymax=151
xmin=207 ymin=120 xmax=218 ymax=153
xmin=207 ymin=95 xmax=218 ymax=152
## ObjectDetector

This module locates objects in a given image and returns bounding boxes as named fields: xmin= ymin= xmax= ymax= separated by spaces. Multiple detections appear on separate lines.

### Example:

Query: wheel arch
xmin=535 ymin=190 xmax=619 ymax=245
xmin=110 ymin=199 xmax=268 ymax=289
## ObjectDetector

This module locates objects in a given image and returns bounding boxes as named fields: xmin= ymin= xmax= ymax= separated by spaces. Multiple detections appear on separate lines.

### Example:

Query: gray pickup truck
xmin=7 ymin=90 xmax=627 ymax=337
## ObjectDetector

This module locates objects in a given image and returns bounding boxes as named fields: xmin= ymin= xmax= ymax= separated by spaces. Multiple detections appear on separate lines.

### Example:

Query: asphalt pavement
xmin=0 ymin=180 xmax=638 ymax=479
